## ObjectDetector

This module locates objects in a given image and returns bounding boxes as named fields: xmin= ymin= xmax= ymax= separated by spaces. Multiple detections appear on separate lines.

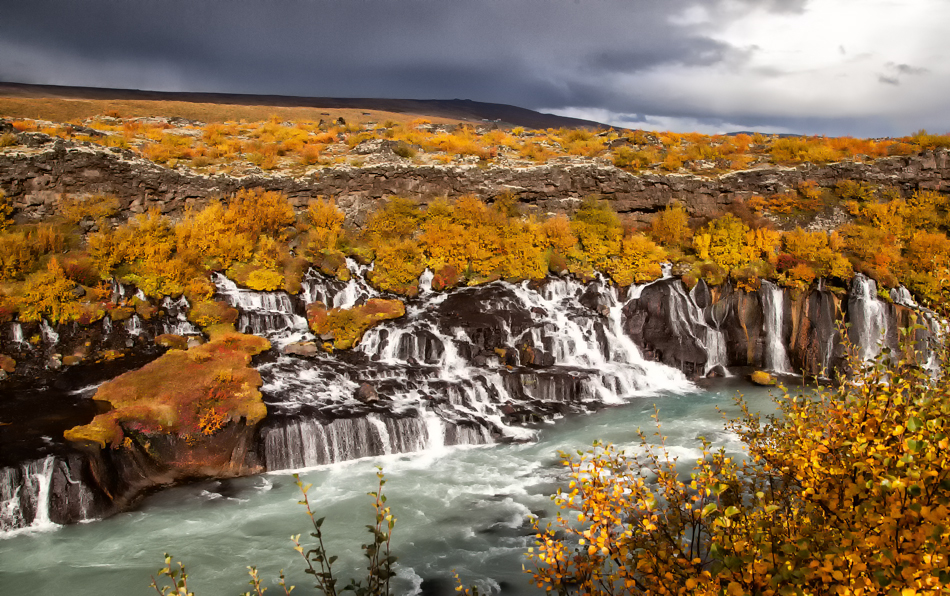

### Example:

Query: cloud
xmin=0 ymin=0 xmax=947 ymax=137
xmin=888 ymin=62 xmax=929 ymax=76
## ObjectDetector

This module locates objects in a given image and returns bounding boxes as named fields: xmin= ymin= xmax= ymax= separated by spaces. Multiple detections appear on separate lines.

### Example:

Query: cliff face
xmin=625 ymin=273 xmax=939 ymax=378
xmin=2 ymin=133 xmax=948 ymax=225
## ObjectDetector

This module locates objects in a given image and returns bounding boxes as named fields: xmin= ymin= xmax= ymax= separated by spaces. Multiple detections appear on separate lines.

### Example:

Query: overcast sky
xmin=1 ymin=0 xmax=947 ymax=137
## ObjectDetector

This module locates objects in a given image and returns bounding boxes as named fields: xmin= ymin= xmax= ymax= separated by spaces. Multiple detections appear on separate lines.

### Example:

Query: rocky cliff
xmin=2 ymin=132 xmax=948 ymax=225
xmin=625 ymin=273 xmax=939 ymax=378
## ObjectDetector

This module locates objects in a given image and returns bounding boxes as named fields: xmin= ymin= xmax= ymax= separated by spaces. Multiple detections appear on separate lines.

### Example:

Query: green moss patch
xmin=307 ymin=298 xmax=405 ymax=350
xmin=64 ymin=331 xmax=270 ymax=449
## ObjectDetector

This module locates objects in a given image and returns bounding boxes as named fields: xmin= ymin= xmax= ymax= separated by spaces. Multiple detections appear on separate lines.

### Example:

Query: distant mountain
xmin=0 ymin=82 xmax=610 ymax=130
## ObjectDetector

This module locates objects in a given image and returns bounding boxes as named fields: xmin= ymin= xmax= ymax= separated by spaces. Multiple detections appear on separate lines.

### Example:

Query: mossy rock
xmin=432 ymin=264 xmax=462 ymax=291
xmin=0 ymin=354 xmax=15 ymax=373
xmin=108 ymin=305 xmax=134 ymax=322
xmin=156 ymin=334 xmax=189 ymax=351
xmin=188 ymin=300 xmax=239 ymax=329
xmin=750 ymin=370 xmax=776 ymax=386
xmin=64 ymin=332 xmax=270 ymax=449
xmin=307 ymin=298 xmax=405 ymax=350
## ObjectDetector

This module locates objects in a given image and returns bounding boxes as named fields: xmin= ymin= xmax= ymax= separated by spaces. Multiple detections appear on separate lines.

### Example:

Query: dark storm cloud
xmin=0 ymin=0 xmax=945 ymax=136
xmin=0 ymin=1 xmax=754 ymax=102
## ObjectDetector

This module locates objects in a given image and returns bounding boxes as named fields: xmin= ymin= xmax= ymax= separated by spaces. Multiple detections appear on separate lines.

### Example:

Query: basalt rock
xmin=624 ymin=273 xmax=939 ymax=379
xmin=2 ymin=138 xmax=947 ymax=226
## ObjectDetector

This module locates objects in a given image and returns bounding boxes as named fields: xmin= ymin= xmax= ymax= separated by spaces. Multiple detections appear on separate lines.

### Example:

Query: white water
xmin=0 ymin=383 xmax=780 ymax=596
xmin=247 ymin=271 xmax=696 ymax=470
xmin=9 ymin=322 xmax=25 ymax=346
xmin=213 ymin=274 xmax=308 ymax=344
xmin=760 ymin=281 xmax=792 ymax=373
xmin=39 ymin=320 xmax=58 ymax=345
xmin=0 ymin=456 xmax=58 ymax=534
xmin=663 ymin=282 xmax=729 ymax=375
xmin=124 ymin=314 xmax=144 ymax=336
xmin=161 ymin=296 xmax=200 ymax=336
xmin=850 ymin=274 xmax=889 ymax=362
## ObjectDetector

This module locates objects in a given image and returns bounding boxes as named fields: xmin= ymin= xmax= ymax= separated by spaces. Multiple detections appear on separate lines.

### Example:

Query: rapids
xmin=0 ymin=380 xmax=779 ymax=596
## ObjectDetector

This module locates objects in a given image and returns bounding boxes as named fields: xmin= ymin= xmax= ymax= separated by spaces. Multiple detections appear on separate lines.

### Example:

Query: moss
xmin=132 ymin=296 xmax=158 ymax=320
xmin=432 ymin=264 xmax=462 ymax=291
xmin=188 ymin=300 xmax=239 ymax=329
xmin=64 ymin=332 xmax=270 ymax=449
xmin=0 ymin=354 xmax=15 ymax=373
xmin=108 ymin=305 xmax=134 ymax=322
xmin=750 ymin=370 xmax=776 ymax=386
xmin=307 ymin=298 xmax=405 ymax=350
xmin=311 ymin=249 xmax=349 ymax=280
xmin=156 ymin=334 xmax=189 ymax=350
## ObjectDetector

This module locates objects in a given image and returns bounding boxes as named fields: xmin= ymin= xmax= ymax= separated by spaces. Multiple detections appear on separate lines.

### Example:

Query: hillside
xmin=0 ymin=82 xmax=609 ymax=130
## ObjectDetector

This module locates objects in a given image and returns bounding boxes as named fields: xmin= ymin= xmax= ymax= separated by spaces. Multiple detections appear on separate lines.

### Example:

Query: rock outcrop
xmin=2 ymin=133 xmax=947 ymax=225
xmin=625 ymin=274 xmax=939 ymax=378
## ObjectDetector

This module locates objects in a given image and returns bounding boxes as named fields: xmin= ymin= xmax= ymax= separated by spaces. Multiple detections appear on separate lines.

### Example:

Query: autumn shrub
xmin=571 ymin=198 xmax=623 ymax=272
xmin=529 ymin=330 xmax=950 ymax=595
xmin=605 ymin=234 xmax=667 ymax=286
xmin=835 ymin=179 xmax=876 ymax=203
xmin=0 ymin=191 xmax=13 ymax=230
xmin=60 ymin=194 xmax=120 ymax=225
xmin=365 ymin=239 xmax=422 ymax=295
xmin=16 ymin=258 xmax=81 ymax=324
xmin=187 ymin=300 xmax=239 ymax=329
xmin=693 ymin=214 xmax=750 ymax=271
xmin=910 ymin=129 xmax=950 ymax=150
xmin=649 ymin=204 xmax=691 ymax=248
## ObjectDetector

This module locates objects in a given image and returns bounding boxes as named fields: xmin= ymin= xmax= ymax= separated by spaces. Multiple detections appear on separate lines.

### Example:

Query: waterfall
xmin=9 ymin=322 xmax=25 ymax=346
xmin=161 ymin=296 xmax=200 ymax=336
xmin=300 ymin=260 xmax=379 ymax=309
xmin=1 ymin=456 xmax=57 ymax=533
xmin=124 ymin=314 xmax=144 ymax=336
xmin=213 ymin=274 xmax=308 ymax=341
xmin=667 ymin=282 xmax=728 ymax=375
xmin=261 ymin=413 xmax=446 ymax=471
xmin=39 ymin=320 xmax=58 ymax=345
xmin=102 ymin=316 xmax=112 ymax=336
xmin=251 ymin=269 xmax=694 ymax=474
xmin=0 ymin=455 xmax=99 ymax=533
xmin=761 ymin=281 xmax=792 ymax=373
xmin=849 ymin=274 xmax=889 ymax=362
xmin=890 ymin=286 xmax=917 ymax=308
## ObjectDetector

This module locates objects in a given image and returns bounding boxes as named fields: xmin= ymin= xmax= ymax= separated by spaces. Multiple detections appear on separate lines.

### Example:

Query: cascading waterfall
xmin=39 ymin=320 xmax=59 ymax=345
xmin=760 ymin=280 xmax=792 ymax=373
xmin=1 ymin=456 xmax=56 ymax=532
xmin=124 ymin=314 xmax=144 ymax=336
xmin=665 ymin=282 xmax=728 ymax=374
xmin=849 ymin=274 xmax=889 ymax=362
xmin=1 ymin=453 xmax=102 ymax=534
xmin=249 ymin=268 xmax=694 ymax=472
xmin=9 ymin=322 xmax=25 ymax=346
xmin=161 ymin=296 xmax=200 ymax=336
xmin=213 ymin=274 xmax=308 ymax=343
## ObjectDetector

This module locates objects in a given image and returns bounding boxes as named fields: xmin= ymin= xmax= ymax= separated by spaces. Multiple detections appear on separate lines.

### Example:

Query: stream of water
xmin=0 ymin=380 xmax=780 ymax=596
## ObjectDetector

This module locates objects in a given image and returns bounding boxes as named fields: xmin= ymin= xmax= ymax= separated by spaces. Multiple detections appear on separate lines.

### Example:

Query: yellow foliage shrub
xmin=649 ymin=204 xmax=691 ymax=248
xmin=17 ymin=258 xmax=81 ymax=324
xmin=606 ymin=234 xmax=666 ymax=286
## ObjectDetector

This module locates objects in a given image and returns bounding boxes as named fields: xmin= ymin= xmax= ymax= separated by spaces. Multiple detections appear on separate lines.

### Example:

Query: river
xmin=0 ymin=379 xmax=781 ymax=596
